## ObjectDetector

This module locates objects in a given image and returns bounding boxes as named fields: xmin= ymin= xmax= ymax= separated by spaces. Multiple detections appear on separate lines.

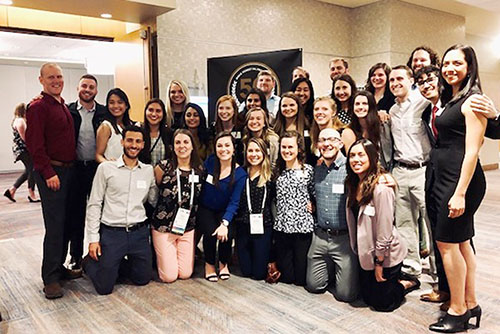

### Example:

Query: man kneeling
xmin=83 ymin=125 xmax=157 ymax=295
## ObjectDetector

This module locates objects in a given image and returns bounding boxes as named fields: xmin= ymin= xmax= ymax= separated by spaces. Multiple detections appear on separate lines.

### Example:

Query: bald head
xmin=39 ymin=63 xmax=64 ymax=101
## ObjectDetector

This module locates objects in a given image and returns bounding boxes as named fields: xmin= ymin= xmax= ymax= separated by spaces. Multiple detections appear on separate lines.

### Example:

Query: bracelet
xmin=374 ymin=257 xmax=384 ymax=266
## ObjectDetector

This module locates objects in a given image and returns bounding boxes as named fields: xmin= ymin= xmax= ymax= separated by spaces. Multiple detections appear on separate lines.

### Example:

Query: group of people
xmin=9 ymin=43 xmax=500 ymax=333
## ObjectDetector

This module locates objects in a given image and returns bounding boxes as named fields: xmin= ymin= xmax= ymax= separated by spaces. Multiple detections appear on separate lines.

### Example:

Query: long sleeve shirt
xmin=25 ymin=92 xmax=76 ymax=179
xmin=86 ymin=156 xmax=157 ymax=243
xmin=199 ymin=154 xmax=247 ymax=223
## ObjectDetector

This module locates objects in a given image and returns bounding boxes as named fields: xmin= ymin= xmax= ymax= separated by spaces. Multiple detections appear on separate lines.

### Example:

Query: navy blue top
xmin=200 ymin=154 xmax=247 ymax=223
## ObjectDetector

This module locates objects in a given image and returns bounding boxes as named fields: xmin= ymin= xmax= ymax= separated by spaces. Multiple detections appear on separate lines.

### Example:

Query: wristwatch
xmin=374 ymin=257 xmax=384 ymax=266
xmin=221 ymin=219 xmax=229 ymax=227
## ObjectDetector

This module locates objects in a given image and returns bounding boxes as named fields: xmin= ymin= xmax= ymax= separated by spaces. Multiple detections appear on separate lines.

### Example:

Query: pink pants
xmin=152 ymin=229 xmax=195 ymax=283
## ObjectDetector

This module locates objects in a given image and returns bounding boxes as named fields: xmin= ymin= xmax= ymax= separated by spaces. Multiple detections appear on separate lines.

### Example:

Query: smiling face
xmin=280 ymin=136 xmax=298 ymax=163
xmin=417 ymin=72 xmax=440 ymax=102
xmin=349 ymin=143 xmax=370 ymax=178
xmin=334 ymin=80 xmax=352 ymax=103
xmin=294 ymin=81 xmax=311 ymax=106
xmin=247 ymin=109 xmax=265 ymax=133
xmin=217 ymin=100 xmax=235 ymax=122
xmin=256 ymin=74 xmax=274 ymax=95
xmin=280 ymin=97 xmax=299 ymax=119
xmin=370 ymin=68 xmax=387 ymax=90
xmin=39 ymin=65 xmax=64 ymax=98
xmin=122 ymin=130 xmax=144 ymax=160
xmin=246 ymin=141 xmax=264 ymax=167
xmin=442 ymin=49 xmax=468 ymax=90
xmin=330 ymin=60 xmax=347 ymax=80
xmin=389 ymin=69 xmax=412 ymax=100
xmin=184 ymin=107 xmax=201 ymax=129
xmin=215 ymin=135 xmax=234 ymax=162
xmin=174 ymin=133 xmax=193 ymax=161
xmin=313 ymin=100 xmax=334 ymax=127
xmin=108 ymin=94 xmax=127 ymax=118
xmin=145 ymin=102 xmax=163 ymax=126
xmin=353 ymin=95 xmax=369 ymax=118
xmin=411 ymin=49 xmax=431 ymax=73
xmin=292 ymin=68 xmax=306 ymax=82
xmin=318 ymin=128 xmax=342 ymax=161
xmin=169 ymin=83 xmax=186 ymax=106
xmin=246 ymin=93 xmax=262 ymax=109
xmin=78 ymin=78 xmax=97 ymax=103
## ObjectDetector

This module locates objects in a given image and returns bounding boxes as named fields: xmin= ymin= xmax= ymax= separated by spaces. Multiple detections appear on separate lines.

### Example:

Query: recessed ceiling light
xmin=0 ymin=0 xmax=13 ymax=5
xmin=101 ymin=13 xmax=112 ymax=19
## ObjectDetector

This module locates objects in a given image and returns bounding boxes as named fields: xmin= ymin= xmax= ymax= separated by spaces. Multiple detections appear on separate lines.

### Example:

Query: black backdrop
xmin=207 ymin=48 xmax=302 ymax=123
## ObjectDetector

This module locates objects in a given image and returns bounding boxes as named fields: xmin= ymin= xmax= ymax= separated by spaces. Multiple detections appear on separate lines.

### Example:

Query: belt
xmin=50 ymin=160 xmax=74 ymax=167
xmin=396 ymin=160 xmax=428 ymax=169
xmin=317 ymin=227 xmax=348 ymax=237
xmin=75 ymin=160 xmax=96 ymax=167
xmin=100 ymin=221 xmax=148 ymax=232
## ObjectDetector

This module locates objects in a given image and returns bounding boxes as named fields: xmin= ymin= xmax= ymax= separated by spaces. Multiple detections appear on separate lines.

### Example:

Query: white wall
xmin=0 ymin=61 xmax=113 ymax=172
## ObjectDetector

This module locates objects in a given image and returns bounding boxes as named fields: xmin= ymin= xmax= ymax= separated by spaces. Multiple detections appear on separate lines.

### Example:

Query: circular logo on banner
xmin=227 ymin=62 xmax=281 ymax=107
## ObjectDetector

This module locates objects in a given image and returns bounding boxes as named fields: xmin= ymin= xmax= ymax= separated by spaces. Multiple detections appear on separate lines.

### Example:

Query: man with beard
xmin=65 ymin=74 xmax=109 ymax=276
xmin=83 ymin=125 xmax=157 ymax=295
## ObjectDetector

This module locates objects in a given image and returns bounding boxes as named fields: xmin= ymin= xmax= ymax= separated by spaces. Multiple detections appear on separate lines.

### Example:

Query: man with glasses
xmin=305 ymin=128 xmax=358 ymax=302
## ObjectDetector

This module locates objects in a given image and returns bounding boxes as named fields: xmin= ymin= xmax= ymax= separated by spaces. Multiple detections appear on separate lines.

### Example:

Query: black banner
xmin=207 ymin=48 xmax=302 ymax=123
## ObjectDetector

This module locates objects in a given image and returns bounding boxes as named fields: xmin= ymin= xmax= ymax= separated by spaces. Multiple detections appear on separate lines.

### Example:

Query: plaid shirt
xmin=314 ymin=154 xmax=347 ymax=231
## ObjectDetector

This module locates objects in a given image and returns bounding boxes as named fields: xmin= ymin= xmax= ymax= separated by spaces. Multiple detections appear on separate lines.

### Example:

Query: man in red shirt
xmin=26 ymin=63 xmax=76 ymax=299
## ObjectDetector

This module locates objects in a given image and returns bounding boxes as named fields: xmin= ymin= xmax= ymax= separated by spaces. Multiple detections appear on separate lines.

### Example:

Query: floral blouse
xmin=274 ymin=164 xmax=315 ymax=234
xmin=152 ymin=160 xmax=204 ymax=233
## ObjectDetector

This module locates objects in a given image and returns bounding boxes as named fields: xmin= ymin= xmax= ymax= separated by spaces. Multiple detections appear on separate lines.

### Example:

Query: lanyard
xmin=246 ymin=178 xmax=266 ymax=214
xmin=176 ymin=168 xmax=195 ymax=208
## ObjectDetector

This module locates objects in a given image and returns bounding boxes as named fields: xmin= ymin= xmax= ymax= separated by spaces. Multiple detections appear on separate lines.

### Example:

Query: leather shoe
xmin=43 ymin=282 xmax=63 ymax=299
xmin=62 ymin=267 xmax=82 ymax=280
xmin=440 ymin=300 xmax=451 ymax=312
xmin=421 ymin=290 xmax=450 ymax=303
xmin=429 ymin=310 xmax=471 ymax=333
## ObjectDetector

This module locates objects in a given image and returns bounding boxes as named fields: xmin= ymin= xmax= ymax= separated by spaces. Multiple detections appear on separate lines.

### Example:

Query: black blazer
xmin=67 ymin=101 xmax=109 ymax=141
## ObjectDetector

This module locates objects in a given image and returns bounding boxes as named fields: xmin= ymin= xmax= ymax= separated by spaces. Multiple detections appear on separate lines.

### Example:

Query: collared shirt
xmin=25 ymin=92 xmax=76 ymax=179
xmin=76 ymin=100 xmax=97 ymax=161
xmin=267 ymin=94 xmax=281 ymax=122
xmin=314 ymin=154 xmax=347 ymax=231
xmin=86 ymin=156 xmax=158 ymax=243
xmin=389 ymin=89 xmax=431 ymax=164
xmin=428 ymin=100 xmax=443 ymax=131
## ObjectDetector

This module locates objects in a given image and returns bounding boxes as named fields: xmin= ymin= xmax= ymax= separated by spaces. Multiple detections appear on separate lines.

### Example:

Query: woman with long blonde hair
xmin=166 ymin=79 xmax=190 ymax=129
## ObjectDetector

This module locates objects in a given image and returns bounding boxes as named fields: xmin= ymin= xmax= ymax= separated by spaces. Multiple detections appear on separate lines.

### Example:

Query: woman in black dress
xmin=429 ymin=45 xmax=486 ymax=333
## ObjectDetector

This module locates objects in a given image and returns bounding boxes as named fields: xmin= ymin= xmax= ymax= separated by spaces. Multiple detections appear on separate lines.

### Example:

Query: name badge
xmin=249 ymin=213 xmax=264 ymax=235
xmin=296 ymin=170 xmax=305 ymax=179
xmin=332 ymin=184 xmax=344 ymax=194
xmin=364 ymin=205 xmax=376 ymax=217
xmin=232 ymin=131 xmax=241 ymax=139
xmin=171 ymin=208 xmax=191 ymax=235
xmin=189 ymin=174 xmax=199 ymax=183
xmin=136 ymin=180 xmax=147 ymax=189
xmin=206 ymin=174 xmax=214 ymax=185
xmin=304 ymin=130 xmax=310 ymax=138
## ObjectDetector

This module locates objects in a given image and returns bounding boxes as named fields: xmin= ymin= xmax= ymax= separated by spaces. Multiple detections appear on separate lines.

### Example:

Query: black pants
xmin=66 ymin=161 xmax=98 ymax=261
xmin=236 ymin=224 xmax=272 ymax=280
xmin=197 ymin=205 xmax=233 ymax=266
xmin=13 ymin=151 xmax=35 ymax=190
xmin=34 ymin=166 xmax=74 ymax=285
xmin=83 ymin=224 xmax=152 ymax=295
xmin=274 ymin=231 xmax=312 ymax=286
xmin=427 ymin=193 xmax=450 ymax=293
xmin=359 ymin=262 xmax=405 ymax=312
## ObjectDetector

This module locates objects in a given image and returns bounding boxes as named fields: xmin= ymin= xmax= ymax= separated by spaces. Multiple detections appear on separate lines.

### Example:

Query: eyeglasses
xmin=417 ymin=75 xmax=438 ymax=87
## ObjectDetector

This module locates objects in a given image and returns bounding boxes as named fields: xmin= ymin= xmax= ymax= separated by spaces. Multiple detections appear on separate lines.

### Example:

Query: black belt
xmin=396 ymin=160 xmax=428 ymax=169
xmin=76 ymin=160 xmax=97 ymax=167
xmin=100 ymin=221 xmax=148 ymax=232
xmin=317 ymin=227 xmax=348 ymax=237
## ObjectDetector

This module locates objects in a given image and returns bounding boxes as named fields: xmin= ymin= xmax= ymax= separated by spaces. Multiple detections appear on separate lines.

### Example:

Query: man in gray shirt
xmin=388 ymin=65 xmax=430 ymax=287
xmin=65 ymin=74 xmax=108 ymax=276
xmin=305 ymin=128 xmax=358 ymax=302
xmin=83 ymin=125 xmax=157 ymax=295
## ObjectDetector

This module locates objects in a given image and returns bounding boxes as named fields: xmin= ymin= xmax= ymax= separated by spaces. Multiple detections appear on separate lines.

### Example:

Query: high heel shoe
xmin=4 ymin=189 xmax=15 ymax=202
xmin=468 ymin=305 xmax=481 ymax=329
xmin=429 ymin=310 xmax=471 ymax=333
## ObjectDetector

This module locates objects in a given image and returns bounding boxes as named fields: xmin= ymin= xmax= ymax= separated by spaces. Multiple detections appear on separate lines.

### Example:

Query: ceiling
xmin=1 ymin=0 xmax=175 ymax=23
